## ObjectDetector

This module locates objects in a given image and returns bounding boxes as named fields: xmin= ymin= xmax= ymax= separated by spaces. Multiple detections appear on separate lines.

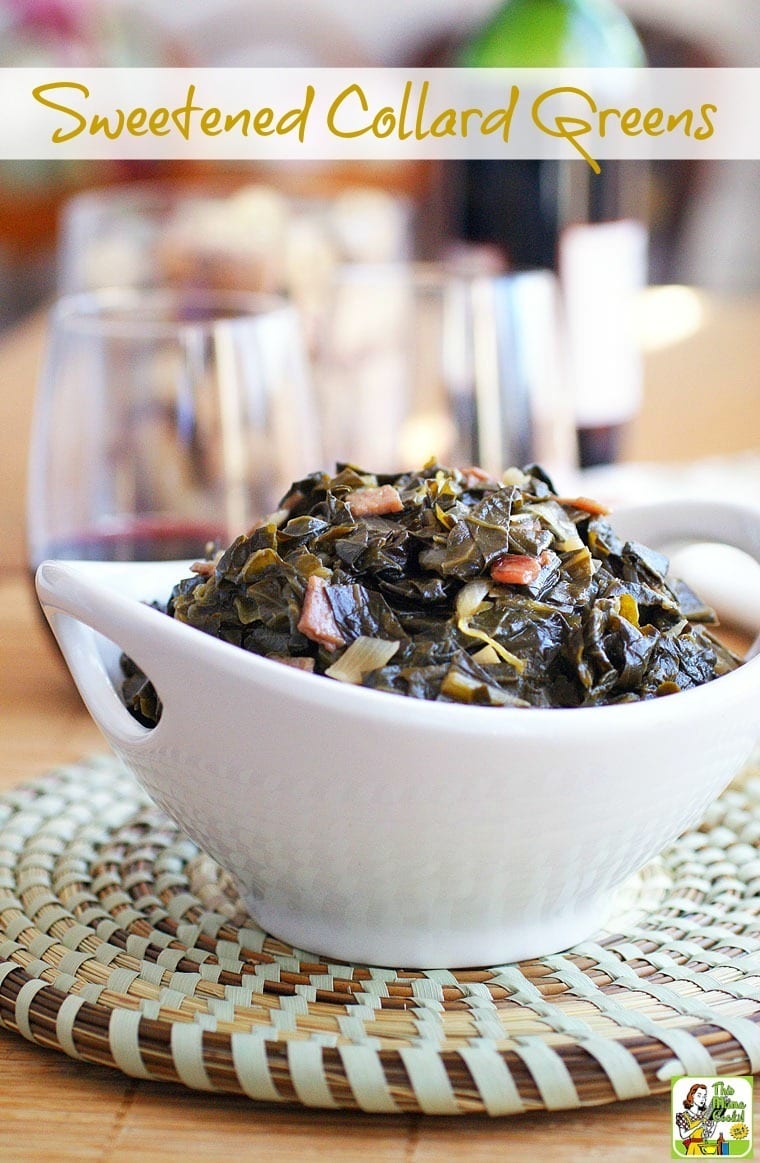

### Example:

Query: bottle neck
xmin=461 ymin=0 xmax=645 ymax=69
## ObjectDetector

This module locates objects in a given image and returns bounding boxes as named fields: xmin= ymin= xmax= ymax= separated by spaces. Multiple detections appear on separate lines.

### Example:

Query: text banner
xmin=1 ymin=68 xmax=759 ymax=167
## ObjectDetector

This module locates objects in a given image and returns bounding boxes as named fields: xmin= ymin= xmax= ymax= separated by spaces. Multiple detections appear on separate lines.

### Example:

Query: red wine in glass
xmin=38 ymin=516 xmax=227 ymax=565
xmin=31 ymin=516 xmax=227 ymax=653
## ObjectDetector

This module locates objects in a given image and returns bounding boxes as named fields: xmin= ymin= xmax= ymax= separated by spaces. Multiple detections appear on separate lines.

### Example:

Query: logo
xmin=671 ymin=1076 xmax=753 ymax=1158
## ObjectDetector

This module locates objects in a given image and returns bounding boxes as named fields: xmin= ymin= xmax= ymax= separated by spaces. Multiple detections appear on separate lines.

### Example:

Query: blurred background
xmin=2 ymin=0 xmax=759 ymax=330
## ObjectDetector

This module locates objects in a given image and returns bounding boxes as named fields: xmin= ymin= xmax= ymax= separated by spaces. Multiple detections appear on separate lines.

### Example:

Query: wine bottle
xmin=457 ymin=0 xmax=648 ymax=467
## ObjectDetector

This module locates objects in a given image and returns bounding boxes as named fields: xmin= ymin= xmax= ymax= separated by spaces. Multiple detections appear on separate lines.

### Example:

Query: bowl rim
xmin=37 ymin=557 xmax=760 ymax=743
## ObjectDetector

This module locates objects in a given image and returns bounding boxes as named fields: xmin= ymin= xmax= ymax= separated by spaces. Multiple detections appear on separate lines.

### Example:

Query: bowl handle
xmin=36 ymin=560 xmax=178 ymax=745
xmin=612 ymin=498 xmax=760 ymax=655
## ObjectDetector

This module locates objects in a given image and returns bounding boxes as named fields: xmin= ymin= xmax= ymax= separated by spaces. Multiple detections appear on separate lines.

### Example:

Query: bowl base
xmin=244 ymin=892 xmax=615 ymax=969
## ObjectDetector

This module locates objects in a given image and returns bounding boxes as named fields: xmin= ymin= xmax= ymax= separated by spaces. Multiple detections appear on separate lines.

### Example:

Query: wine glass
xmin=28 ymin=287 xmax=320 ymax=572
xmin=309 ymin=262 xmax=577 ymax=480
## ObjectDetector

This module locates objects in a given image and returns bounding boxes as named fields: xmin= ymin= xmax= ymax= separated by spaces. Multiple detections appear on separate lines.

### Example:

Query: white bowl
xmin=36 ymin=500 xmax=760 ymax=968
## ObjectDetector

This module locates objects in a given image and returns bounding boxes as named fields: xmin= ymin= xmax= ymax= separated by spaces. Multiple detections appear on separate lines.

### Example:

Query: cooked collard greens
xmin=122 ymin=463 xmax=740 ymax=724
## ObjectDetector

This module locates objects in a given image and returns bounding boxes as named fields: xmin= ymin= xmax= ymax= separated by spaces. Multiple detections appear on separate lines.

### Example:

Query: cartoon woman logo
xmin=675 ymin=1083 xmax=722 ymax=1156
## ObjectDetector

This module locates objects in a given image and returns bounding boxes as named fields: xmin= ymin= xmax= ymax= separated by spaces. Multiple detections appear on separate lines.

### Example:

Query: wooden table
xmin=1 ymin=300 xmax=758 ymax=1161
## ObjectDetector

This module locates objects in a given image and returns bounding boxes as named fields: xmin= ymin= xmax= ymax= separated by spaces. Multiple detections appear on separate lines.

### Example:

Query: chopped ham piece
xmin=554 ymin=495 xmax=610 ymax=516
xmin=490 ymin=553 xmax=543 ymax=586
xmin=459 ymin=465 xmax=496 ymax=489
xmin=346 ymin=484 xmax=403 ymax=517
xmin=297 ymin=576 xmax=346 ymax=651
xmin=190 ymin=560 xmax=215 ymax=577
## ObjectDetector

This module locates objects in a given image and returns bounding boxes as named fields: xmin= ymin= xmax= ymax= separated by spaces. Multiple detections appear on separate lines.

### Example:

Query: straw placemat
xmin=0 ymin=755 xmax=759 ymax=1117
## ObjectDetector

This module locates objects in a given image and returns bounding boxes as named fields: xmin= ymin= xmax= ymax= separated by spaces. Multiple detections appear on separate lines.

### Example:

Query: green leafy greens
xmin=122 ymin=463 xmax=740 ymax=725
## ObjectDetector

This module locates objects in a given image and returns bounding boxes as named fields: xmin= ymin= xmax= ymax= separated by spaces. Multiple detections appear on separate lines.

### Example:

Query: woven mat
xmin=0 ymin=757 xmax=759 ymax=1117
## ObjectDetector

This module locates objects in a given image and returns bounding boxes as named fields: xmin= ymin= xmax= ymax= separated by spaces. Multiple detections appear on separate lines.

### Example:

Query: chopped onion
xmin=456 ymin=580 xmax=524 ymax=672
xmin=325 ymin=637 xmax=400 ymax=684
xmin=501 ymin=467 xmax=530 ymax=487
xmin=441 ymin=668 xmax=484 ymax=703
xmin=434 ymin=503 xmax=456 ymax=530
xmin=472 ymin=644 xmax=501 ymax=666
xmin=618 ymin=593 xmax=640 ymax=627
xmin=458 ymin=623 xmax=525 ymax=672
xmin=455 ymin=580 xmax=491 ymax=621
xmin=266 ymin=507 xmax=291 ymax=529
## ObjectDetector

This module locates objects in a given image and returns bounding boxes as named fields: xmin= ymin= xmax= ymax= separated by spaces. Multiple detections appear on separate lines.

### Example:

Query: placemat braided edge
xmin=0 ymin=754 xmax=758 ymax=1117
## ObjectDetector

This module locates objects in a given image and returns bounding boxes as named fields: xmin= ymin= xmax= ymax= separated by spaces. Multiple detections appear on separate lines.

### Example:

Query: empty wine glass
xmin=28 ymin=287 xmax=320 ymax=572
xmin=310 ymin=262 xmax=577 ymax=480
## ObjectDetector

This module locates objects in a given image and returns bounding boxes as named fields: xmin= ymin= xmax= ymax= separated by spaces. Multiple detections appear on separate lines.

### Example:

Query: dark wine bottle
xmin=457 ymin=0 xmax=648 ymax=468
